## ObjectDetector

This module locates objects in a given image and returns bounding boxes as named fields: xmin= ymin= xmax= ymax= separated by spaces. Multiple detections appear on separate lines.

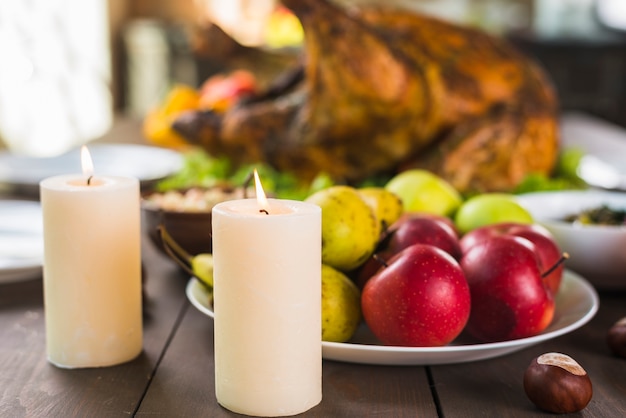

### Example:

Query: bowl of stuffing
xmin=142 ymin=185 xmax=254 ymax=256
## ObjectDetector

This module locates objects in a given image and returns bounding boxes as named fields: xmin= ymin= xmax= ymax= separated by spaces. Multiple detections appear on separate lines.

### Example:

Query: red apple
xmin=386 ymin=213 xmax=462 ymax=260
xmin=355 ymin=213 xmax=461 ymax=289
xmin=460 ymin=222 xmax=563 ymax=295
xmin=460 ymin=235 xmax=555 ymax=343
xmin=361 ymin=244 xmax=471 ymax=347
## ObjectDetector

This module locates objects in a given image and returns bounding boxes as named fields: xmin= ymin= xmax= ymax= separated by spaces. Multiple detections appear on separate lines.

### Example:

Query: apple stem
xmin=373 ymin=253 xmax=389 ymax=268
xmin=542 ymin=252 xmax=570 ymax=278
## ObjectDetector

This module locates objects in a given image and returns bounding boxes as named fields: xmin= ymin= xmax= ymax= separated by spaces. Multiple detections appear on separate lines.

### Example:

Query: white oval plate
xmin=0 ymin=143 xmax=183 ymax=195
xmin=0 ymin=200 xmax=43 ymax=284
xmin=186 ymin=270 xmax=598 ymax=365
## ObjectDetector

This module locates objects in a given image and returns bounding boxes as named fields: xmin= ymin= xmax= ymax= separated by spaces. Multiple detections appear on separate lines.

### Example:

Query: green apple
xmin=358 ymin=187 xmax=404 ymax=232
xmin=321 ymin=264 xmax=361 ymax=342
xmin=454 ymin=193 xmax=534 ymax=234
xmin=385 ymin=169 xmax=462 ymax=216
xmin=305 ymin=185 xmax=379 ymax=271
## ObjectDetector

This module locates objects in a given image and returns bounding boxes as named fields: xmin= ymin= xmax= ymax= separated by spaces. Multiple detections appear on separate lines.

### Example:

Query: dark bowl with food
xmin=142 ymin=186 xmax=252 ymax=256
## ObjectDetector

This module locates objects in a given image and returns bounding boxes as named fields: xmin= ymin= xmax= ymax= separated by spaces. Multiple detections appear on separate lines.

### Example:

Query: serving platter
xmin=0 ymin=200 xmax=43 ymax=284
xmin=186 ymin=270 xmax=598 ymax=366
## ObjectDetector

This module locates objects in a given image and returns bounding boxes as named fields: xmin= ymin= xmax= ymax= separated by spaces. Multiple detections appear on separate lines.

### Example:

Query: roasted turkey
xmin=174 ymin=0 xmax=560 ymax=194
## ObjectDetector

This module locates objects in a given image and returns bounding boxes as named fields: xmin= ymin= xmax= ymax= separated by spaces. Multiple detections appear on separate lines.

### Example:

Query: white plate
xmin=0 ymin=200 xmax=43 ymax=283
xmin=0 ymin=143 xmax=183 ymax=195
xmin=186 ymin=270 xmax=599 ymax=365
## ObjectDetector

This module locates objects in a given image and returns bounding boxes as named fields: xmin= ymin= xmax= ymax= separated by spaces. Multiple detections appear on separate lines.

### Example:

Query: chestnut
xmin=523 ymin=352 xmax=592 ymax=414
xmin=607 ymin=317 xmax=626 ymax=358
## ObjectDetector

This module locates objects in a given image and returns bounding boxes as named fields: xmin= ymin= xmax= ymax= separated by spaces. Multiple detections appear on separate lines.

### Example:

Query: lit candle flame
xmin=254 ymin=169 xmax=270 ymax=214
xmin=81 ymin=146 xmax=94 ymax=178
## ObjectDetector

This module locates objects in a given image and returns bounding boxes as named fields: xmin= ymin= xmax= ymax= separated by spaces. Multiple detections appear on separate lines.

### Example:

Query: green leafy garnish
xmin=156 ymin=148 xmax=334 ymax=200
xmin=156 ymin=149 xmax=232 ymax=191
xmin=514 ymin=147 xmax=588 ymax=194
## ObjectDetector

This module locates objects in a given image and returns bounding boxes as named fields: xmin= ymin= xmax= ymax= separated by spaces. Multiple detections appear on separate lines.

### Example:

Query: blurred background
xmin=1 ymin=0 xmax=626 ymax=155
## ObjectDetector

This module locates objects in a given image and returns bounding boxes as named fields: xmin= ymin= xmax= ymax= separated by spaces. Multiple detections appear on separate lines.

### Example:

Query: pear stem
xmin=542 ymin=252 xmax=569 ymax=278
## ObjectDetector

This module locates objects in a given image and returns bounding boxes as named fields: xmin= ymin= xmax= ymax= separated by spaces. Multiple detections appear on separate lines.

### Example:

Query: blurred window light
xmin=0 ymin=0 xmax=112 ymax=157
xmin=596 ymin=0 xmax=626 ymax=31
xmin=533 ymin=0 xmax=601 ymax=37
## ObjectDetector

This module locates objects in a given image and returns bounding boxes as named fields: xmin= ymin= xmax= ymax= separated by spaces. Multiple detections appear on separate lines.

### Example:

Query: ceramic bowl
xmin=516 ymin=190 xmax=626 ymax=290
xmin=142 ymin=201 xmax=213 ymax=257
xmin=142 ymin=186 xmax=251 ymax=256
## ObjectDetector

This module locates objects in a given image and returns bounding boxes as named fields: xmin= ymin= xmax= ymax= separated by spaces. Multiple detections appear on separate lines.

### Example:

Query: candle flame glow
xmin=254 ymin=169 xmax=270 ymax=213
xmin=81 ymin=146 xmax=94 ymax=177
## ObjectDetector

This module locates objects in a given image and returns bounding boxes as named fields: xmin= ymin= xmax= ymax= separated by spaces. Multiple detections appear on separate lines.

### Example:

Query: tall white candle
xmin=212 ymin=178 xmax=322 ymax=416
xmin=40 ymin=148 xmax=142 ymax=368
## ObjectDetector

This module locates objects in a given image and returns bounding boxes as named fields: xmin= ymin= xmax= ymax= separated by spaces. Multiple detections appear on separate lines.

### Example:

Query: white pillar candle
xmin=212 ymin=178 xmax=322 ymax=416
xmin=39 ymin=148 xmax=142 ymax=369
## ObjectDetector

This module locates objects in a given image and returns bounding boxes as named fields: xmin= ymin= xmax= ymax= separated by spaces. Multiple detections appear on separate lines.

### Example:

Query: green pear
xmin=321 ymin=264 xmax=361 ymax=343
xmin=358 ymin=187 xmax=404 ymax=232
xmin=191 ymin=253 xmax=214 ymax=288
xmin=306 ymin=185 xmax=379 ymax=271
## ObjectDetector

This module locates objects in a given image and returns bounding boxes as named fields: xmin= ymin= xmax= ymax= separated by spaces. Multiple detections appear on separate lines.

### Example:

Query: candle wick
xmin=87 ymin=176 xmax=93 ymax=186
xmin=259 ymin=209 xmax=269 ymax=215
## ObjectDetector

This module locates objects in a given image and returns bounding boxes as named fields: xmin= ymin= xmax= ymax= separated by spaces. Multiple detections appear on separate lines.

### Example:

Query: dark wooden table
xmin=1 ymin=228 xmax=626 ymax=417
xmin=2 ymin=117 xmax=626 ymax=417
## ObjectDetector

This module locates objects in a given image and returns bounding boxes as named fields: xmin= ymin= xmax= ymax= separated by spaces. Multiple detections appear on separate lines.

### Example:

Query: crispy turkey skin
xmin=175 ymin=0 xmax=559 ymax=194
